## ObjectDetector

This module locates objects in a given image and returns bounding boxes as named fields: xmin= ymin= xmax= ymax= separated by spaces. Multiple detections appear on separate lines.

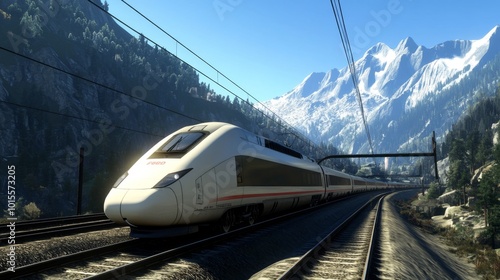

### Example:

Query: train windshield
xmin=150 ymin=132 xmax=206 ymax=158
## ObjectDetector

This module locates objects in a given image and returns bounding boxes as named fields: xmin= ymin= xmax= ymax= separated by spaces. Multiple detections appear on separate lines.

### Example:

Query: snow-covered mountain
xmin=261 ymin=26 xmax=500 ymax=154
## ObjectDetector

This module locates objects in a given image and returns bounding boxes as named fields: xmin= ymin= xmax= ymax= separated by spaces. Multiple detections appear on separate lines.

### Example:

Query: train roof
xmin=179 ymin=122 xmax=234 ymax=133
xmin=180 ymin=122 xmax=306 ymax=160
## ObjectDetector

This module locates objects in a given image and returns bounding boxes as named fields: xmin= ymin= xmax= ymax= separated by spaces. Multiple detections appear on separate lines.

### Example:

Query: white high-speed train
xmin=104 ymin=122 xmax=406 ymax=237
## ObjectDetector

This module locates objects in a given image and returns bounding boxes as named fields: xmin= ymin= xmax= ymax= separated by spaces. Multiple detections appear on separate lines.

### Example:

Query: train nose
xmin=104 ymin=188 xmax=127 ymax=225
xmin=104 ymin=187 xmax=179 ymax=226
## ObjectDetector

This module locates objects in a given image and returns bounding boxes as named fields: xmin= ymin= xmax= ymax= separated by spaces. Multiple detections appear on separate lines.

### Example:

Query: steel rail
xmin=362 ymin=195 xmax=384 ymax=278
xmin=277 ymin=192 xmax=388 ymax=279
xmin=84 ymin=194 xmax=367 ymax=279
xmin=0 ymin=213 xmax=107 ymax=232
xmin=0 ymin=239 xmax=142 ymax=279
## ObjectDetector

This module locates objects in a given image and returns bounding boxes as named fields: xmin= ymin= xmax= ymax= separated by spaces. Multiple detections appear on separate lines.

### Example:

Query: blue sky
xmin=106 ymin=0 xmax=499 ymax=103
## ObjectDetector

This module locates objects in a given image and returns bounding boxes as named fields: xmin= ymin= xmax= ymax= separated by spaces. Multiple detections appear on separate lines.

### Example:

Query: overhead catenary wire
xmin=0 ymin=45 xmax=196 ymax=138
xmin=329 ymin=0 xmax=375 ymax=155
xmin=0 ymin=43 xmax=314 ymax=159
xmin=0 ymin=1 xmax=317 ymax=154
xmin=86 ymin=0 xmax=316 ymax=151
xmin=118 ymin=0 xmax=281 ymax=121
xmin=92 ymin=2 xmax=256 ymax=118
xmin=0 ymin=98 xmax=165 ymax=138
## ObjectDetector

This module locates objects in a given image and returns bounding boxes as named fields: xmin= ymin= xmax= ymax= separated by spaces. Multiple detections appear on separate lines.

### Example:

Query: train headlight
xmin=113 ymin=172 xmax=128 ymax=188
xmin=153 ymin=168 xmax=193 ymax=188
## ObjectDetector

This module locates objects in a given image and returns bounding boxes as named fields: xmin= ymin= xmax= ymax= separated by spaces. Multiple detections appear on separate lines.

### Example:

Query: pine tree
xmin=477 ymin=130 xmax=500 ymax=244
xmin=477 ymin=130 xmax=493 ymax=166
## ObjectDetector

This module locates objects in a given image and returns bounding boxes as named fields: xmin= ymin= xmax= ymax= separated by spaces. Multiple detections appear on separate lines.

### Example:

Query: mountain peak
xmin=483 ymin=25 xmax=500 ymax=44
xmin=366 ymin=42 xmax=390 ymax=54
xmin=488 ymin=25 xmax=500 ymax=36
xmin=396 ymin=37 xmax=418 ymax=53
xmin=262 ymin=26 xmax=500 ymax=155
xmin=285 ymin=72 xmax=326 ymax=99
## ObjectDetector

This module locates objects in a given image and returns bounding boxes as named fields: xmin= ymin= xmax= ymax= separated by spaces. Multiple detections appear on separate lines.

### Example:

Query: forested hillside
xmin=441 ymin=85 xmax=500 ymax=165
xmin=440 ymin=84 xmax=500 ymax=209
xmin=436 ymin=85 xmax=500 ymax=248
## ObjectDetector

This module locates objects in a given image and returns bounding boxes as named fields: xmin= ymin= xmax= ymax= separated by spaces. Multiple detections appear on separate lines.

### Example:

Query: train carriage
xmin=104 ymin=122 xmax=327 ymax=237
xmin=322 ymin=167 xmax=353 ymax=199
xmin=104 ymin=122 xmax=414 ymax=237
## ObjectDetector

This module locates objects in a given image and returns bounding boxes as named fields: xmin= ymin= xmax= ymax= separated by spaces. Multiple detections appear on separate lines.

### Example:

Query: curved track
xmin=2 ymin=195 xmax=360 ymax=278
xmin=254 ymin=194 xmax=386 ymax=279
xmin=2 ymin=193 xmax=391 ymax=279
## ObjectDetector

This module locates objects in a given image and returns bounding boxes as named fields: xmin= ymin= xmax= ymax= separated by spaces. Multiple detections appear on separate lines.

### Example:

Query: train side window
xmin=235 ymin=155 xmax=321 ymax=187
xmin=241 ymin=131 xmax=262 ymax=147
xmin=328 ymin=175 xmax=351 ymax=186
xmin=150 ymin=132 xmax=206 ymax=158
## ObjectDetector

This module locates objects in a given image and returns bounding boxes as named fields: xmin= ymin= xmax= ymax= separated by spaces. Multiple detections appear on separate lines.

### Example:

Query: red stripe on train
xmin=217 ymin=190 xmax=325 ymax=201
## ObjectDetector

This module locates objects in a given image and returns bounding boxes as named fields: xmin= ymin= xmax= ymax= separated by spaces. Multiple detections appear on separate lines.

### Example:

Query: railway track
xmin=86 ymin=194 xmax=386 ymax=279
xmin=0 ymin=213 xmax=107 ymax=231
xmin=0 ymin=238 xmax=144 ymax=279
xmin=256 ymin=194 xmax=385 ymax=279
xmin=2 ymin=192 xmax=389 ymax=279
xmin=1 ymin=195 xmax=356 ymax=278
xmin=0 ymin=213 xmax=119 ymax=243
xmin=3 ymin=204 xmax=329 ymax=279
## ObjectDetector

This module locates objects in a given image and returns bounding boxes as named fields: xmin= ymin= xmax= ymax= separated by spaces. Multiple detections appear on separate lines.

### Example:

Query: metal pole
xmin=77 ymin=147 xmax=84 ymax=215
xmin=317 ymin=151 xmax=436 ymax=163
xmin=432 ymin=131 xmax=440 ymax=181
xmin=317 ymin=132 xmax=441 ymax=183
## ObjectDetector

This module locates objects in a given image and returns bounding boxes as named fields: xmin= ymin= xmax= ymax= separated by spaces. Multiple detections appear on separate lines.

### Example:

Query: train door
xmin=195 ymin=158 xmax=241 ymax=209
xmin=215 ymin=157 xmax=242 ymax=208
xmin=195 ymin=169 xmax=217 ymax=209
